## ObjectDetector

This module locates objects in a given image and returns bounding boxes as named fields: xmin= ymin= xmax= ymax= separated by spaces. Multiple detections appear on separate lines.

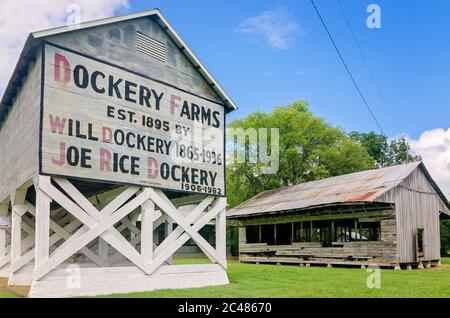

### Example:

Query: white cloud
xmin=407 ymin=128 xmax=450 ymax=197
xmin=0 ymin=0 xmax=129 ymax=95
xmin=237 ymin=7 xmax=300 ymax=49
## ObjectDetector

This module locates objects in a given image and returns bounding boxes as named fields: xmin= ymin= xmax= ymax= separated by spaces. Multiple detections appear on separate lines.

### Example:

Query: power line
xmin=336 ymin=0 xmax=401 ymax=134
xmin=309 ymin=0 xmax=385 ymax=135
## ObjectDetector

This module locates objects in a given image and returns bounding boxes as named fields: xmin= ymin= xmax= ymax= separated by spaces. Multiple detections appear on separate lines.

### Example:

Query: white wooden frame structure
xmin=0 ymin=176 xmax=228 ymax=297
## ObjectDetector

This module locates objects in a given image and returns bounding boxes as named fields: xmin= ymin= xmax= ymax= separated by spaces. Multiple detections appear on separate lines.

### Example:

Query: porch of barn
xmin=235 ymin=203 xmax=400 ymax=268
xmin=0 ymin=176 xmax=228 ymax=298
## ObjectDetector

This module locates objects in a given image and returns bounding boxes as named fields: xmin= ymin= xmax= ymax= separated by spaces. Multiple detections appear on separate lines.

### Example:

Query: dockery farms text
xmin=41 ymin=45 xmax=225 ymax=195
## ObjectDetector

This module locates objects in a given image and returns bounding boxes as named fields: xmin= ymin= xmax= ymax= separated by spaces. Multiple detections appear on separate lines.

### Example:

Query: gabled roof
xmin=0 ymin=9 xmax=237 ymax=124
xmin=227 ymin=161 xmax=450 ymax=219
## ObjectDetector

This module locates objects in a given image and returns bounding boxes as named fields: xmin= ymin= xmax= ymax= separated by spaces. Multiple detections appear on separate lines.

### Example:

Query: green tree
xmin=349 ymin=131 xmax=421 ymax=167
xmin=226 ymin=100 xmax=374 ymax=208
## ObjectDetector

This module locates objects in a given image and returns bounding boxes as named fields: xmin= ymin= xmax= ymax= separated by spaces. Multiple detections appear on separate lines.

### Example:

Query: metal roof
xmin=0 ymin=9 xmax=237 ymax=125
xmin=227 ymin=161 xmax=450 ymax=218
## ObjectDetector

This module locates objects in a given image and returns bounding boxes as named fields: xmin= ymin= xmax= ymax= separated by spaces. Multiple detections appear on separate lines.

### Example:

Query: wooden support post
xmin=98 ymin=239 xmax=109 ymax=259
xmin=165 ymin=219 xmax=173 ymax=264
xmin=273 ymin=224 xmax=277 ymax=245
xmin=258 ymin=225 xmax=261 ymax=243
xmin=216 ymin=208 xmax=226 ymax=261
xmin=331 ymin=221 xmax=334 ymax=242
xmin=239 ymin=226 xmax=246 ymax=245
xmin=141 ymin=199 xmax=154 ymax=263
xmin=10 ymin=212 xmax=22 ymax=264
xmin=291 ymin=222 xmax=294 ymax=243
xmin=0 ymin=229 xmax=5 ymax=259
xmin=35 ymin=186 xmax=52 ymax=268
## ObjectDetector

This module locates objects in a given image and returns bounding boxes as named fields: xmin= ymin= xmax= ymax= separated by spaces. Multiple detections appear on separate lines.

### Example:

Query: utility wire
xmin=337 ymin=0 xmax=401 ymax=134
xmin=310 ymin=0 xmax=385 ymax=135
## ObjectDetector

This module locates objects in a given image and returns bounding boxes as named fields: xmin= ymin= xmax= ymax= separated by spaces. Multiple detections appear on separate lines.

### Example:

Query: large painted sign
xmin=41 ymin=44 xmax=225 ymax=195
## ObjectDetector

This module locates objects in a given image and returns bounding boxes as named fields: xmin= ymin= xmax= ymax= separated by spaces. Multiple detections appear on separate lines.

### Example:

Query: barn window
xmin=246 ymin=225 xmax=259 ymax=243
xmin=275 ymin=223 xmax=292 ymax=245
xmin=260 ymin=224 xmax=275 ymax=245
xmin=360 ymin=222 xmax=381 ymax=241
xmin=136 ymin=31 xmax=166 ymax=62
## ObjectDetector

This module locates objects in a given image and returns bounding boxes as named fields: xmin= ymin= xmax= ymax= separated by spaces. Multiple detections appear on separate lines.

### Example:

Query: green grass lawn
xmin=1 ymin=258 xmax=449 ymax=298
xmin=102 ymin=257 xmax=450 ymax=298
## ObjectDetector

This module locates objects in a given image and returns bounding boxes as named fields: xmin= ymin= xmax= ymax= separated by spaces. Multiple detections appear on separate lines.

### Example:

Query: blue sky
xmin=115 ymin=0 xmax=450 ymax=140
xmin=1 ymin=0 xmax=450 ymax=194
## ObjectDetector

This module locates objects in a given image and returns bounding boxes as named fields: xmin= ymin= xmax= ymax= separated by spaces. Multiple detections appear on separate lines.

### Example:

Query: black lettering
xmin=139 ymin=86 xmax=151 ymax=107
xmin=73 ymin=65 xmax=89 ymax=89
xmin=212 ymin=111 xmax=221 ymax=128
xmin=151 ymin=89 xmax=164 ymax=110
xmin=91 ymin=71 xmax=105 ymax=94
xmin=161 ymin=163 xmax=170 ymax=180
xmin=108 ymin=76 xmax=123 ymax=99
xmin=125 ymin=80 xmax=137 ymax=103
xmin=80 ymin=148 xmax=92 ymax=168
xmin=180 ymin=101 xmax=191 ymax=119
xmin=67 ymin=146 xmax=79 ymax=166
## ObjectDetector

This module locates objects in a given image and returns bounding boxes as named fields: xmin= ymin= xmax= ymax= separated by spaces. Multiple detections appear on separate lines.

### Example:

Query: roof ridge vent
xmin=136 ymin=31 xmax=166 ymax=62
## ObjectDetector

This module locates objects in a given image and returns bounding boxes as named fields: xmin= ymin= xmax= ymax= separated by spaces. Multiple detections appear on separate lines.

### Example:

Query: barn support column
xmin=34 ymin=176 xmax=52 ymax=270
xmin=0 ymin=200 xmax=9 ymax=261
xmin=216 ymin=207 xmax=226 ymax=261
xmin=164 ymin=219 xmax=173 ymax=264
xmin=141 ymin=199 xmax=154 ymax=263
xmin=8 ymin=182 xmax=32 ymax=285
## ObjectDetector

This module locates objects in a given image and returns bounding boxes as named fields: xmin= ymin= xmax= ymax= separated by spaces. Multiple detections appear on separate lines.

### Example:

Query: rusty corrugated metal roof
xmin=227 ymin=161 xmax=423 ymax=218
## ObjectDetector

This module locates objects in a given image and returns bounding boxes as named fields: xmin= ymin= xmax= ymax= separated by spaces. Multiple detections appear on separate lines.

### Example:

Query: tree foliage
xmin=226 ymin=100 xmax=374 ymax=207
xmin=349 ymin=131 xmax=421 ymax=168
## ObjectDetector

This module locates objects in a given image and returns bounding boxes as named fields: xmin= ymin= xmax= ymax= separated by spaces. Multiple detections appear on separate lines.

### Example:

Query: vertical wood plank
xmin=98 ymin=238 xmax=109 ymax=259
xmin=239 ymin=226 xmax=246 ymax=244
xmin=11 ymin=212 xmax=22 ymax=262
xmin=35 ymin=188 xmax=52 ymax=268
xmin=141 ymin=199 xmax=154 ymax=263
xmin=0 ymin=229 xmax=5 ymax=258
xmin=216 ymin=208 xmax=226 ymax=261
xmin=165 ymin=219 xmax=174 ymax=264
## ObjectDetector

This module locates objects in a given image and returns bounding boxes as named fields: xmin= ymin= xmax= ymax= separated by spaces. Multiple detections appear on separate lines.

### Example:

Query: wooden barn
xmin=0 ymin=9 xmax=235 ymax=297
xmin=228 ymin=162 xmax=450 ymax=269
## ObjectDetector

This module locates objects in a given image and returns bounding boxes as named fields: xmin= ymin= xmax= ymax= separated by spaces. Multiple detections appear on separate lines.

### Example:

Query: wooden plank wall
xmin=238 ymin=212 xmax=398 ymax=266
xmin=379 ymin=167 xmax=446 ymax=262
xmin=45 ymin=17 xmax=221 ymax=103
xmin=0 ymin=51 xmax=41 ymax=202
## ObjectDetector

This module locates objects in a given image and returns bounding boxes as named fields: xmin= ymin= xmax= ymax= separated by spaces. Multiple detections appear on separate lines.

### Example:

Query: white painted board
xmin=41 ymin=44 xmax=225 ymax=195
xmin=0 ymin=217 xmax=11 ymax=229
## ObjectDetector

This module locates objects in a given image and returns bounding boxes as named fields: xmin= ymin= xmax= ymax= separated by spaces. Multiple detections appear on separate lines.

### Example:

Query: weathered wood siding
xmin=379 ymin=167 xmax=446 ymax=262
xmin=0 ymin=52 xmax=41 ymax=202
xmin=45 ymin=17 xmax=221 ymax=103
xmin=237 ymin=211 xmax=398 ymax=266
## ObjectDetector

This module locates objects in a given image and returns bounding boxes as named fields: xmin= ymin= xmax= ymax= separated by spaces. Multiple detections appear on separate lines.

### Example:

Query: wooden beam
xmin=141 ymin=199 xmax=154 ymax=263
xmin=10 ymin=212 xmax=21 ymax=263
xmin=0 ymin=229 xmax=5 ymax=258
xmin=216 ymin=208 xmax=226 ymax=261
xmin=35 ymin=182 xmax=52 ymax=267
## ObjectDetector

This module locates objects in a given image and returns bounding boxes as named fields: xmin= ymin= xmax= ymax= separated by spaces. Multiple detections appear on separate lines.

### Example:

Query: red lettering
xmin=52 ymin=142 xmax=66 ymax=166
xmin=102 ymin=127 xmax=112 ymax=143
xmin=54 ymin=53 xmax=71 ymax=84
xmin=100 ymin=148 xmax=112 ymax=172
xmin=48 ymin=115 xmax=66 ymax=134
xmin=170 ymin=94 xmax=181 ymax=114
xmin=148 ymin=157 xmax=159 ymax=179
